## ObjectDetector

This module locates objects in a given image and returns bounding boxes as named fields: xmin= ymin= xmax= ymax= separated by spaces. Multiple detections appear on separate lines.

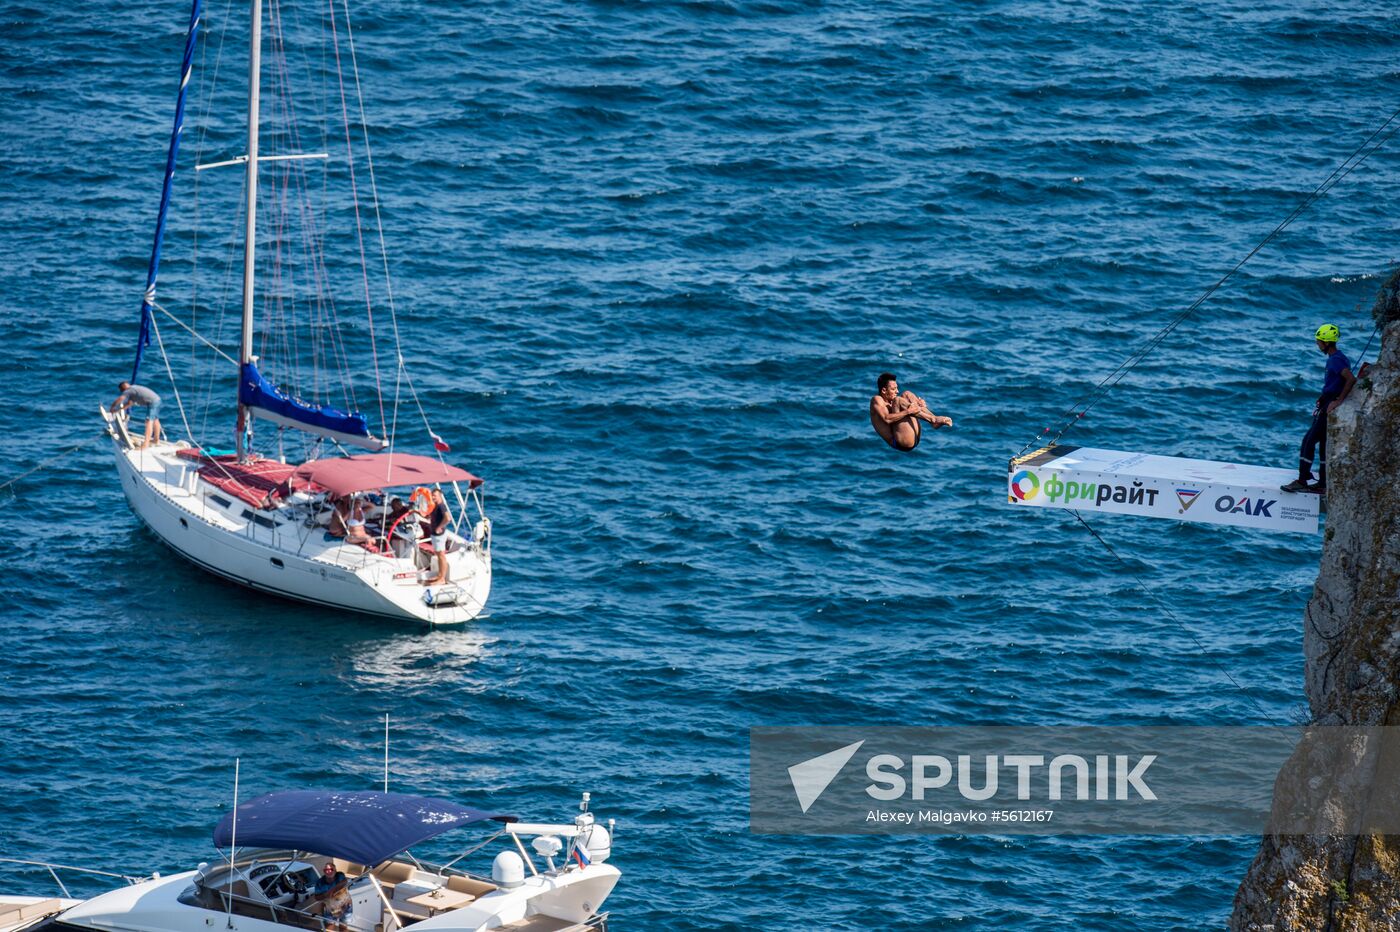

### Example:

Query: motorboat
xmin=9 ymin=791 xmax=617 ymax=932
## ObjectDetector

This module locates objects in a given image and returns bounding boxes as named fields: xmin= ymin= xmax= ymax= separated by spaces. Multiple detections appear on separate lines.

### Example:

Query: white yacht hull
xmin=107 ymin=428 xmax=492 ymax=625
xmin=57 ymin=865 xmax=616 ymax=932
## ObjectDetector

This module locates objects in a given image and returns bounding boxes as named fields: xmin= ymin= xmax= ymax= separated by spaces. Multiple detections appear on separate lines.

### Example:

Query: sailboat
xmin=101 ymin=0 xmax=491 ymax=624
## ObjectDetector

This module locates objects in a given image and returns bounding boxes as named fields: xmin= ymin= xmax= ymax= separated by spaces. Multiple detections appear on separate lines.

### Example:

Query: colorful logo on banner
xmin=1010 ymin=470 xmax=1040 ymax=501
xmin=1176 ymin=488 xmax=1201 ymax=513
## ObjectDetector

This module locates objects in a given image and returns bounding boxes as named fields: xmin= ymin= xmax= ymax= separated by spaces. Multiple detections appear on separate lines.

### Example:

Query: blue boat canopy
xmin=239 ymin=362 xmax=387 ymax=451
xmin=212 ymin=791 xmax=516 ymax=866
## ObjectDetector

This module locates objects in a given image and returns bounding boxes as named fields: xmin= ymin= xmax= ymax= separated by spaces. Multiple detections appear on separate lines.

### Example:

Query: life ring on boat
xmin=409 ymin=486 xmax=435 ymax=518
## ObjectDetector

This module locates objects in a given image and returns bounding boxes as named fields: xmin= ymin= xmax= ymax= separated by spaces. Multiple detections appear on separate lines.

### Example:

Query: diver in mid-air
xmin=1280 ymin=324 xmax=1355 ymax=495
xmin=869 ymin=372 xmax=952 ymax=452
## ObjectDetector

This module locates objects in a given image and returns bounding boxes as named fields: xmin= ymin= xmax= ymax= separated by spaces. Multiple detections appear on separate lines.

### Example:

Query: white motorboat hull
xmin=107 ymin=426 xmax=491 ymax=625
xmin=58 ymin=864 xmax=616 ymax=932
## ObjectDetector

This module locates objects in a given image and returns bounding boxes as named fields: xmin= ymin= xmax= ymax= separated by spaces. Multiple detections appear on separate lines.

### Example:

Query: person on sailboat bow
xmin=1281 ymin=324 xmax=1354 ymax=495
xmin=869 ymin=373 xmax=953 ymax=452
xmin=109 ymin=382 xmax=163 ymax=448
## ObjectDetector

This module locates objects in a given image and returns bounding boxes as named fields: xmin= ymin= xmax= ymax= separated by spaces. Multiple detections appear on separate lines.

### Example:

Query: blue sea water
xmin=1 ymin=0 xmax=1399 ymax=928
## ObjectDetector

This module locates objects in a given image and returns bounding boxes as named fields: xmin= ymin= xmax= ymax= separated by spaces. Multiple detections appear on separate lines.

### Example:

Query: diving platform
xmin=1007 ymin=445 xmax=1320 ymax=534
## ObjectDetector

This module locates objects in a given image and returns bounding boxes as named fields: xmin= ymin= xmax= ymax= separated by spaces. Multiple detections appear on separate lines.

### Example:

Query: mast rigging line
xmin=325 ymin=0 xmax=388 ymax=439
xmin=1068 ymin=509 xmax=1287 ymax=729
xmin=195 ymin=151 xmax=328 ymax=171
xmin=151 ymin=311 xmax=201 ymax=454
xmin=138 ymin=0 xmax=445 ymax=461
xmin=334 ymin=0 xmax=443 ymax=456
xmin=152 ymin=300 xmax=239 ymax=366
xmin=189 ymin=0 xmax=239 ymax=444
xmin=1019 ymin=103 xmax=1400 ymax=460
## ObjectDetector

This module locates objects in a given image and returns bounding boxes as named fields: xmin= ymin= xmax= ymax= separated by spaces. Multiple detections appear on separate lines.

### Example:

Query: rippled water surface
xmin=2 ymin=0 xmax=1399 ymax=928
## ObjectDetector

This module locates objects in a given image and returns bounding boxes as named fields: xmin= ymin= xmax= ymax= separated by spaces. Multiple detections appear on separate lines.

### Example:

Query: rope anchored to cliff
xmin=1018 ymin=103 xmax=1400 ymax=459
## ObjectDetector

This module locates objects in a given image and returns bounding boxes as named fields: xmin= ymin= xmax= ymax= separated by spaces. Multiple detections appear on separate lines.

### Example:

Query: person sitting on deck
xmin=1281 ymin=324 xmax=1355 ymax=495
xmin=109 ymin=381 xmax=164 ymax=448
xmin=328 ymin=496 xmax=351 ymax=538
xmin=424 ymin=487 xmax=452 ymax=586
xmin=307 ymin=862 xmax=352 ymax=932
xmin=869 ymin=372 xmax=952 ymax=452
xmin=344 ymin=496 xmax=372 ymax=547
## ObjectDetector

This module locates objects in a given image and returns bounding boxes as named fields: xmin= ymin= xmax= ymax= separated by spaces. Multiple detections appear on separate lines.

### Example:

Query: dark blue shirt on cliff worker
xmin=1281 ymin=323 xmax=1355 ymax=496
xmin=1321 ymin=349 xmax=1351 ymax=398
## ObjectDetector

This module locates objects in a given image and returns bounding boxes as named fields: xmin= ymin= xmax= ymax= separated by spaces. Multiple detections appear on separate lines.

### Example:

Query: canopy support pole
xmin=366 ymin=875 xmax=401 ymax=932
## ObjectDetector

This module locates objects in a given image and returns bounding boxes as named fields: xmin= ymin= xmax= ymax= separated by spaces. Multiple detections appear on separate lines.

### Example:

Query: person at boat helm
xmin=1281 ymin=323 xmax=1355 ymax=495
xmin=424 ymin=487 xmax=451 ymax=586
xmin=109 ymin=381 xmax=164 ymax=448
xmin=869 ymin=372 xmax=953 ymax=452
xmin=377 ymin=496 xmax=409 ymax=536
xmin=308 ymin=862 xmax=352 ymax=931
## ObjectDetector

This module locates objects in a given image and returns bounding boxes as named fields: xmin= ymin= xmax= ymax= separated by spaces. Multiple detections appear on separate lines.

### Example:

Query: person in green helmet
xmin=1281 ymin=324 xmax=1354 ymax=494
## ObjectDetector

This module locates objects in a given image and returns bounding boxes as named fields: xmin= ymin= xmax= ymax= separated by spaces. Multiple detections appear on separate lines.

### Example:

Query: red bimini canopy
xmin=292 ymin=453 xmax=483 ymax=497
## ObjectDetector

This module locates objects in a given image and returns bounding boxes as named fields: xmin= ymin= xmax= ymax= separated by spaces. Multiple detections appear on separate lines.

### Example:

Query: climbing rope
xmin=1019 ymin=103 xmax=1400 ymax=459
xmin=1354 ymin=320 xmax=1382 ymax=372
xmin=1069 ymin=509 xmax=1288 ymax=727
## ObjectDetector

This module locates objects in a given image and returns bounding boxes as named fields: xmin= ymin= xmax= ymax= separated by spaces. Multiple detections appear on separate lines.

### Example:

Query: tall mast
xmin=236 ymin=0 xmax=262 ymax=460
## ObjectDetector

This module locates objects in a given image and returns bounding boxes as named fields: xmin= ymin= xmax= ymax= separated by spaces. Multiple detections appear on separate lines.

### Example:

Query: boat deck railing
xmin=0 ymin=859 xmax=147 ymax=898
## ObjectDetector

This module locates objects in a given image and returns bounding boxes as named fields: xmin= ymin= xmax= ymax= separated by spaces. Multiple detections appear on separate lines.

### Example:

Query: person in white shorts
xmin=424 ymin=487 xmax=452 ymax=586
xmin=110 ymin=381 xmax=164 ymax=448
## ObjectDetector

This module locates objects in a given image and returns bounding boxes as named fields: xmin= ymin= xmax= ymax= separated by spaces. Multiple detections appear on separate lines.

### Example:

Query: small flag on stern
xmin=431 ymin=432 xmax=451 ymax=453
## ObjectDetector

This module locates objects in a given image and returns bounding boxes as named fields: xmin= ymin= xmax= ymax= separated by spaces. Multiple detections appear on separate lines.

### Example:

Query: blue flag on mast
xmin=132 ymin=0 xmax=202 ymax=382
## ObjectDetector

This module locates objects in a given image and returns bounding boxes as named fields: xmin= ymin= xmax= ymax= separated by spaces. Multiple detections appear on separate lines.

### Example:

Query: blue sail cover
xmin=239 ymin=362 xmax=385 ymax=450
xmin=132 ymin=0 xmax=202 ymax=382
xmin=212 ymin=791 xmax=516 ymax=866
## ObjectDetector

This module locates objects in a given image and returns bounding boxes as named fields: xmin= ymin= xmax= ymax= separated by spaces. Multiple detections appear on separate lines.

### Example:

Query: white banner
xmin=1006 ymin=446 xmax=1319 ymax=534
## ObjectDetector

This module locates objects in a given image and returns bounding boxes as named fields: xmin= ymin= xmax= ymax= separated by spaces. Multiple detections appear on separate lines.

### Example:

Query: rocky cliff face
xmin=1230 ymin=292 xmax=1400 ymax=931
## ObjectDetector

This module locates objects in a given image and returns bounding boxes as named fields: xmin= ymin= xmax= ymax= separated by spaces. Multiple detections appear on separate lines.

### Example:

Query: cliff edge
xmin=1231 ymin=283 xmax=1400 ymax=931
